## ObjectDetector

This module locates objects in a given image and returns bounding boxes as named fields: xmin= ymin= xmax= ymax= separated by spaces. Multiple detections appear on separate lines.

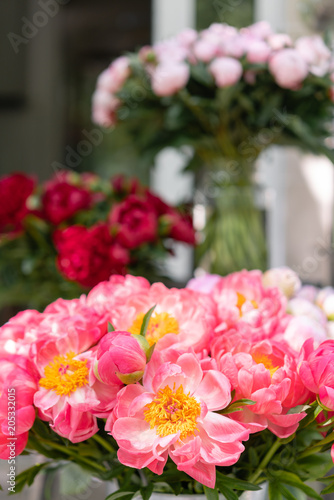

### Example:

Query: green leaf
xmin=277 ymin=484 xmax=298 ymax=500
xmin=108 ymin=323 xmax=115 ymax=332
xmin=278 ymin=472 xmax=322 ymax=499
xmin=216 ymin=472 xmax=261 ymax=491
xmin=140 ymin=483 xmax=154 ymax=500
xmin=13 ymin=462 xmax=50 ymax=493
xmin=105 ymin=490 xmax=138 ymax=500
xmin=140 ymin=305 xmax=156 ymax=336
xmin=145 ymin=342 xmax=156 ymax=362
xmin=321 ymin=482 xmax=334 ymax=495
xmin=204 ymin=485 xmax=219 ymax=500
xmin=220 ymin=488 xmax=238 ymax=500
xmin=287 ymin=405 xmax=310 ymax=415
xmin=269 ymin=482 xmax=283 ymax=500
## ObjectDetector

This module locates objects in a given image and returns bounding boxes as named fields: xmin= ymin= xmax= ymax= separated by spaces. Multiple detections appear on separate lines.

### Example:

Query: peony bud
xmin=95 ymin=331 xmax=148 ymax=385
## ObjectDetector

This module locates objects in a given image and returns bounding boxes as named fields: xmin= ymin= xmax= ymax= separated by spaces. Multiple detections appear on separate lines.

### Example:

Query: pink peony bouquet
xmin=92 ymin=20 xmax=334 ymax=163
xmin=1 ymin=268 xmax=334 ymax=499
xmin=91 ymin=21 xmax=334 ymax=277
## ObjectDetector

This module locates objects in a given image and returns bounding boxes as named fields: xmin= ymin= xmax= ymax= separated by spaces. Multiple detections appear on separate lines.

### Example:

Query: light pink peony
xmin=246 ymin=40 xmax=271 ymax=64
xmin=297 ymin=285 xmax=320 ymax=303
xmin=186 ymin=273 xmax=221 ymax=294
xmin=92 ymin=89 xmax=121 ymax=127
xmin=283 ymin=316 xmax=327 ymax=352
xmin=151 ymin=62 xmax=190 ymax=96
xmin=108 ymin=351 xmax=249 ymax=488
xmin=298 ymin=339 xmax=334 ymax=411
xmin=287 ymin=298 xmax=327 ymax=326
xmin=193 ymin=36 xmax=219 ymax=62
xmin=209 ymin=57 xmax=243 ymax=87
xmin=296 ymin=35 xmax=331 ymax=76
xmin=213 ymin=338 xmax=309 ymax=437
xmin=267 ymin=34 xmax=292 ymax=51
xmin=212 ymin=270 xmax=288 ymax=338
xmin=262 ymin=266 xmax=301 ymax=299
xmin=269 ymin=49 xmax=308 ymax=89
xmin=97 ymin=56 xmax=130 ymax=94
xmin=241 ymin=21 xmax=273 ymax=40
xmin=0 ymin=355 xmax=38 ymax=459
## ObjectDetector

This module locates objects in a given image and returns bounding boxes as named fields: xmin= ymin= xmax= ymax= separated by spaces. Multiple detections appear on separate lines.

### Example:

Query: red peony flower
xmin=54 ymin=224 xmax=130 ymax=288
xmin=0 ymin=173 xmax=35 ymax=235
xmin=164 ymin=210 xmax=196 ymax=245
xmin=42 ymin=177 xmax=92 ymax=225
xmin=108 ymin=195 xmax=158 ymax=249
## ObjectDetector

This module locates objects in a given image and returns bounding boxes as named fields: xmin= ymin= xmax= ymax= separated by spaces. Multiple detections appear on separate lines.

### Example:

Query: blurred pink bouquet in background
xmin=1 ymin=267 xmax=334 ymax=498
xmin=91 ymin=21 xmax=334 ymax=278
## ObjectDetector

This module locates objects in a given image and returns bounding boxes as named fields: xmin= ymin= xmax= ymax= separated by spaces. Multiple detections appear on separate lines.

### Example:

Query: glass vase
xmin=194 ymin=173 xmax=269 ymax=276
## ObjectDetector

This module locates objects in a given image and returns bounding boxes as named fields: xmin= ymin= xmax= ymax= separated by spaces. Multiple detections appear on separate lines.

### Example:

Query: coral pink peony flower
xmin=0 ymin=309 xmax=44 ymax=357
xmin=212 ymin=337 xmax=309 ymax=437
xmin=54 ymin=224 xmax=129 ymax=287
xmin=298 ymin=339 xmax=334 ymax=411
xmin=108 ymin=282 xmax=217 ymax=354
xmin=269 ymin=49 xmax=308 ymax=89
xmin=0 ymin=173 xmax=35 ymax=236
xmin=151 ymin=62 xmax=190 ymax=96
xmin=108 ymin=351 xmax=249 ymax=488
xmin=211 ymin=270 xmax=288 ymax=338
xmin=34 ymin=349 xmax=121 ymax=442
xmin=87 ymin=274 xmax=151 ymax=314
xmin=0 ymin=355 xmax=38 ymax=459
xmin=209 ymin=57 xmax=243 ymax=87
xmin=96 ymin=331 xmax=149 ymax=385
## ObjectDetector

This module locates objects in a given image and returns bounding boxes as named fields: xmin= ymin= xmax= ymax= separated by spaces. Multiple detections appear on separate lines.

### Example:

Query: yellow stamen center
xmin=39 ymin=352 xmax=89 ymax=396
xmin=236 ymin=292 xmax=258 ymax=315
xmin=129 ymin=312 xmax=179 ymax=346
xmin=144 ymin=384 xmax=201 ymax=440
xmin=252 ymin=353 xmax=279 ymax=377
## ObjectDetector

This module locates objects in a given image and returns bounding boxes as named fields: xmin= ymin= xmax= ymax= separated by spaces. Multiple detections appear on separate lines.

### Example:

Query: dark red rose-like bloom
xmin=108 ymin=195 xmax=158 ymax=249
xmin=42 ymin=178 xmax=92 ymax=225
xmin=54 ymin=224 xmax=130 ymax=288
xmin=164 ymin=210 xmax=196 ymax=245
xmin=0 ymin=173 xmax=35 ymax=235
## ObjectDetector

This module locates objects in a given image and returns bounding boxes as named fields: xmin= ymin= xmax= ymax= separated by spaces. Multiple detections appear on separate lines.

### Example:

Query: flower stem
xmin=41 ymin=440 xmax=107 ymax=472
xmin=248 ymin=438 xmax=282 ymax=484
xmin=91 ymin=433 xmax=115 ymax=453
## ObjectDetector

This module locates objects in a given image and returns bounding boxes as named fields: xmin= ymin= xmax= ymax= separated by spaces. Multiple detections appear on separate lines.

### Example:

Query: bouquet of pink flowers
xmin=1 ymin=267 xmax=334 ymax=499
xmin=0 ymin=171 xmax=195 ymax=310
xmin=91 ymin=21 xmax=334 ymax=277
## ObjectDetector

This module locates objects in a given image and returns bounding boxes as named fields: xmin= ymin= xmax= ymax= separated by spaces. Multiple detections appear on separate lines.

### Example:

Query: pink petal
xmin=112 ymin=417 xmax=157 ymax=451
xmin=202 ymin=412 xmax=249 ymax=443
xmin=195 ymin=371 xmax=231 ymax=411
